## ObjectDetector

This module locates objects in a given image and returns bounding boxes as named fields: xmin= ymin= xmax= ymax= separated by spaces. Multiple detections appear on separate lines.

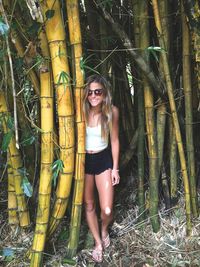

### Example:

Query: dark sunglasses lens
xmin=88 ymin=89 xmax=103 ymax=96
xmin=95 ymin=89 xmax=103 ymax=95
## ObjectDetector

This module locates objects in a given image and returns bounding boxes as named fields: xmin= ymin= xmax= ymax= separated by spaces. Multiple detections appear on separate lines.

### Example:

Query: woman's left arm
xmin=110 ymin=106 xmax=120 ymax=186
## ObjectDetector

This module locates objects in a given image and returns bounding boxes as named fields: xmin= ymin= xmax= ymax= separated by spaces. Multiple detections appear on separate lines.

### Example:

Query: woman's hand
xmin=111 ymin=169 xmax=120 ymax=186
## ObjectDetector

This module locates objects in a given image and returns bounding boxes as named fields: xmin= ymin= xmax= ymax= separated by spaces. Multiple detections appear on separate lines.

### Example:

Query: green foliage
xmin=45 ymin=9 xmax=55 ymax=19
xmin=62 ymin=258 xmax=76 ymax=266
xmin=20 ymin=129 xmax=36 ymax=146
xmin=0 ymin=18 xmax=9 ymax=36
xmin=57 ymin=71 xmax=71 ymax=87
xmin=80 ymin=55 xmax=100 ymax=75
xmin=98 ymin=0 xmax=113 ymax=9
xmin=1 ymin=115 xmax=14 ymax=152
xmin=1 ymin=131 xmax=13 ymax=152
xmin=0 ymin=248 xmax=15 ymax=262
xmin=146 ymin=46 xmax=166 ymax=62
xmin=51 ymin=159 xmax=64 ymax=187
xmin=27 ymin=21 xmax=42 ymax=36
xmin=58 ymin=228 xmax=69 ymax=241
xmin=18 ymin=167 xmax=33 ymax=197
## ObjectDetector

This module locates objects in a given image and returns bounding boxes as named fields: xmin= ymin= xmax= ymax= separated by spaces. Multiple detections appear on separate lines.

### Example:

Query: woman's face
xmin=87 ymin=82 xmax=104 ymax=108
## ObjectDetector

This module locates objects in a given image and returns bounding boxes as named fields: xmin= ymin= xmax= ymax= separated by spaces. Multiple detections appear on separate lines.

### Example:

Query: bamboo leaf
xmin=57 ymin=71 xmax=71 ymax=86
xmin=2 ymin=131 xmax=13 ymax=152
xmin=18 ymin=167 xmax=33 ymax=197
xmin=146 ymin=46 xmax=166 ymax=62
xmin=6 ymin=116 xmax=14 ymax=130
xmin=62 ymin=258 xmax=76 ymax=265
xmin=80 ymin=57 xmax=100 ymax=75
xmin=0 ymin=19 xmax=9 ymax=36
xmin=45 ymin=10 xmax=55 ymax=19
xmin=2 ymin=248 xmax=14 ymax=257
xmin=21 ymin=176 xmax=33 ymax=197
xmin=51 ymin=159 xmax=64 ymax=187
xmin=20 ymin=130 xmax=35 ymax=146
xmin=27 ymin=21 xmax=41 ymax=36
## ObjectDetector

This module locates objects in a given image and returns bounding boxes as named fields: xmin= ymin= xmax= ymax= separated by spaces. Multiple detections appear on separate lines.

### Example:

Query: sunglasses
xmin=88 ymin=89 xmax=103 ymax=96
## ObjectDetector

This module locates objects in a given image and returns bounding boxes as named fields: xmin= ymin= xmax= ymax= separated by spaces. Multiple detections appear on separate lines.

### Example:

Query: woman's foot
xmin=102 ymin=234 xmax=110 ymax=249
xmin=92 ymin=244 xmax=103 ymax=263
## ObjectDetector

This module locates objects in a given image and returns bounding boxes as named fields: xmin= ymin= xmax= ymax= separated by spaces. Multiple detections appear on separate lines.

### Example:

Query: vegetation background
xmin=0 ymin=0 xmax=200 ymax=266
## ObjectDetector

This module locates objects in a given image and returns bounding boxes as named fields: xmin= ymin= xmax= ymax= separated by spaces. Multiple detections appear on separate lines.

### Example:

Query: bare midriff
xmin=86 ymin=149 xmax=105 ymax=154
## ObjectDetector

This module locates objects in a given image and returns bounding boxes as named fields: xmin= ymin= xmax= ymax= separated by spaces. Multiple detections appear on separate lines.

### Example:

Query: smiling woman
xmin=82 ymin=74 xmax=120 ymax=263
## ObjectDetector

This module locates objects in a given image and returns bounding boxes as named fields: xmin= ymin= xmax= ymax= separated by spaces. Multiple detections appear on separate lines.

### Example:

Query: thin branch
xmin=0 ymin=1 xmax=19 ymax=149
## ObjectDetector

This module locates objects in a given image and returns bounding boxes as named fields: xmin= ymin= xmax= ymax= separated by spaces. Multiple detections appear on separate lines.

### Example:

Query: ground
xmin=1 ymin=177 xmax=200 ymax=267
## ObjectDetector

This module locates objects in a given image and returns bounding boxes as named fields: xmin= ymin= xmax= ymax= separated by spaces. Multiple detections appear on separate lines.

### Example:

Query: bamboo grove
xmin=0 ymin=0 xmax=200 ymax=265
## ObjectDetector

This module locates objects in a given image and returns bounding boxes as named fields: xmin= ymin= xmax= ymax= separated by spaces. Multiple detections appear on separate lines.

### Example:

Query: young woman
xmin=83 ymin=74 xmax=120 ymax=263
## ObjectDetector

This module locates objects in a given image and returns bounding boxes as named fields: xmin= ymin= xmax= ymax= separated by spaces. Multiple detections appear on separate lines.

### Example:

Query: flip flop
xmin=92 ymin=245 xmax=103 ymax=263
xmin=102 ymin=234 xmax=110 ymax=249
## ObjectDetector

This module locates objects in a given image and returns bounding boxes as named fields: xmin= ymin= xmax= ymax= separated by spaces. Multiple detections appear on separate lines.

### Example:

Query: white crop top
xmin=86 ymin=124 xmax=108 ymax=151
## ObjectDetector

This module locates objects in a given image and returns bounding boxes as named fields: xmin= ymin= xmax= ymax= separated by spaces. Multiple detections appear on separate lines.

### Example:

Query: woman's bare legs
xmin=84 ymin=174 xmax=102 ymax=247
xmin=95 ymin=169 xmax=114 ymax=242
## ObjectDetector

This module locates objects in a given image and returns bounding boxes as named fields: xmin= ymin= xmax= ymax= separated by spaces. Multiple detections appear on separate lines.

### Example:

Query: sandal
xmin=102 ymin=234 xmax=110 ymax=249
xmin=92 ymin=245 xmax=103 ymax=263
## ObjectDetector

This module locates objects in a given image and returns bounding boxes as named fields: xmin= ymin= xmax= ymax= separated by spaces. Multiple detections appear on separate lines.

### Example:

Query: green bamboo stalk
xmin=139 ymin=0 xmax=160 ymax=232
xmin=132 ymin=0 xmax=145 ymax=222
xmin=182 ymin=2 xmax=198 ymax=217
xmin=152 ymin=0 xmax=192 ymax=234
xmin=169 ymin=119 xmax=178 ymax=205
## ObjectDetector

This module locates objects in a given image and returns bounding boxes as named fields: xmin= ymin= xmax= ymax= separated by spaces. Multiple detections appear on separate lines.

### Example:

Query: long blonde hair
xmin=83 ymin=74 xmax=112 ymax=139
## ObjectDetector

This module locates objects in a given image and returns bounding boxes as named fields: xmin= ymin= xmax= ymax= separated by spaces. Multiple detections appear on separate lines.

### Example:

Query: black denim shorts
xmin=85 ymin=147 xmax=113 ymax=175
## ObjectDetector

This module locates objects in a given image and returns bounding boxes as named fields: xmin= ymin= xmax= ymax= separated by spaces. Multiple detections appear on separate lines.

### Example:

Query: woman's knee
xmin=101 ymin=206 xmax=113 ymax=218
xmin=85 ymin=201 xmax=95 ymax=213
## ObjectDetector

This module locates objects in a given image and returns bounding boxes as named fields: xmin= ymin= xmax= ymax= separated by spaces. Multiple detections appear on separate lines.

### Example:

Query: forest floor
xmin=1 ymin=175 xmax=200 ymax=267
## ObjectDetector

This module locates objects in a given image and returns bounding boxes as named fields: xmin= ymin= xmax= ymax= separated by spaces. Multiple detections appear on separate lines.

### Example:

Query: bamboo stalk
xmin=132 ymin=0 xmax=145 ymax=222
xmin=40 ymin=0 xmax=75 ymax=237
xmin=30 ymin=70 xmax=54 ymax=267
xmin=182 ymin=2 xmax=198 ymax=217
xmin=0 ymin=91 xmax=30 ymax=227
xmin=152 ymin=0 xmax=192 ymax=234
xmin=66 ymin=0 xmax=86 ymax=257
xmin=169 ymin=119 xmax=178 ymax=204
xmin=139 ymin=0 xmax=160 ymax=232
xmin=7 ymin=155 xmax=19 ymax=225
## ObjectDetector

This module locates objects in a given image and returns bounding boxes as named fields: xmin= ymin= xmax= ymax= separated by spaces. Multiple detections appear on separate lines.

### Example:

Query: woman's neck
xmin=90 ymin=106 xmax=101 ymax=115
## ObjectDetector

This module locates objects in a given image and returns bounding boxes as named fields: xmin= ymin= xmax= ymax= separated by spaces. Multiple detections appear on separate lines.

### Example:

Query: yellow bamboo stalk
xmin=40 ymin=0 xmax=75 ymax=236
xmin=0 ymin=91 xmax=30 ymax=227
xmin=66 ymin=0 xmax=85 ymax=257
xmin=7 ymin=156 xmax=19 ymax=225
xmin=30 ymin=70 xmax=54 ymax=267
xmin=152 ymin=0 xmax=192 ymax=234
